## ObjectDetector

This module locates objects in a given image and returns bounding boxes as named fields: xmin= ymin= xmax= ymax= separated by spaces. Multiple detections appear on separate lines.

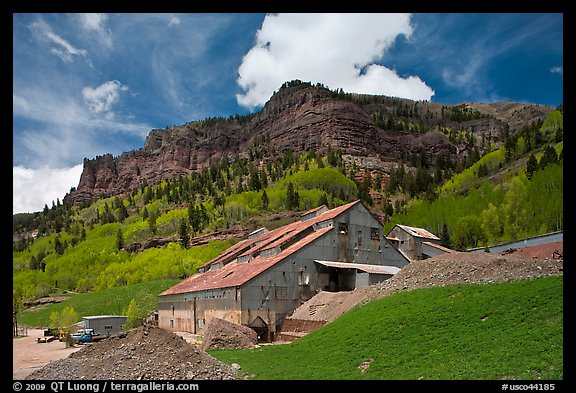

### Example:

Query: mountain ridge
xmin=64 ymin=81 xmax=554 ymax=206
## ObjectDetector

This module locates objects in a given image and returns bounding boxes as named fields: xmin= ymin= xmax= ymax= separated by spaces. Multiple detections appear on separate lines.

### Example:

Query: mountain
xmin=64 ymin=81 xmax=553 ymax=206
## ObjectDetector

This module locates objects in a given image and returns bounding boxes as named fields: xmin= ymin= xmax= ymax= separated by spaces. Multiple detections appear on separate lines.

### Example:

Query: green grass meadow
xmin=17 ymin=279 xmax=179 ymax=327
xmin=209 ymin=276 xmax=563 ymax=380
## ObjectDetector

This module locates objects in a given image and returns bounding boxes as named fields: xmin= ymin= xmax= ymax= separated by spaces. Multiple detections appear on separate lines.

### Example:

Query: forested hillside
xmin=12 ymin=104 xmax=562 ymax=312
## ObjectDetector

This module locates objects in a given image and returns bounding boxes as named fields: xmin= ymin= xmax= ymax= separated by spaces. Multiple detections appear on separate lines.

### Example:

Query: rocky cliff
xmin=65 ymin=82 xmax=553 ymax=205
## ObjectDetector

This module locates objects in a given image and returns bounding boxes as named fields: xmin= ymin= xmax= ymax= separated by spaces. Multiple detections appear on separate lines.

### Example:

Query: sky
xmin=12 ymin=13 xmax=563 ymax=214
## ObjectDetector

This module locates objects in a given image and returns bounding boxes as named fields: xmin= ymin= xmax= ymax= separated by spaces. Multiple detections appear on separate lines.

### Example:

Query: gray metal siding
xmin=241 ymin=203 xmax=411 ymax=328
xmin=159 ymin=202 xmax=410 ymax=335
xmin=369 ymin=273 xmax=393 ymax=286
xmin=469 ymin=231 xmax=563 ymax=253
xmin=83 ymin=316 xmax=127 ymax=336
xmin=421 ymin=242 xmax=449 ymax=258
xmin=158 ymin=289 xmax=241 ymax=333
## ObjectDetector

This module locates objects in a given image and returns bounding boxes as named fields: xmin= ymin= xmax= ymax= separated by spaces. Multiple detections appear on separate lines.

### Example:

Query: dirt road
xmin=13 ymin=329 xmax=82 ymax=380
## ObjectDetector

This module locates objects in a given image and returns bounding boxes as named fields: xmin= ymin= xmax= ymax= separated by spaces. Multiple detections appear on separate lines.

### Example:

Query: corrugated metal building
xmin=81 ymin=315 xmax=127 ymax=336
xmin=386 ymin=224 xmax=454 ymax=261
xmin=158 ymin=200 xmax=409 ymax=340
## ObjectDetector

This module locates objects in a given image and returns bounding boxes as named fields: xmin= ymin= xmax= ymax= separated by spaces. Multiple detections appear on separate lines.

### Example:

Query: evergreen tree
xmin=116 ymin=202 xmax=128 ymax=222
xmin=477 ymin=163 xmax=489 ymax=178
xmin=357 ymin=175 xmax=373 ymax=206
xmin=179 ymin=218 xmax=189 ymax=249
xmin=54 ymin=235 xmax=65 ymax=255
xmin=504 ymin=136 xmax=517 ymax=162
xmin=116 ymin=228 xmax=124 ymax=251
xmin=526 ymin=154 xmax=538 ymax=179
xmin=261 ymin=189 xmax=269 ymax=210
xmin=439 ymin=223 xmax=451 ymax=248
xmin=29 ymin=255 xmax=40 ymax=270
xmin=200 ymin=203 xmax=208 ymax=227
xmin=318 ymin=192 xmax=329 ymax=208
xmin=382 ymin=198 xmax=394 ymax=221
xmin=260 ymin=169 xmax=268 ymax=189
xmin=286 ymin=182 xmax=299 ymax=210
xmin=539 ymin=145 xmax=558 ymax=170
xmin=188 ymin=203 xmax=199 ymax=233
xmin=148 ymin=211 xmax=157 ymax=236
xmin=248 ymin=167 xmax=262 ymax=191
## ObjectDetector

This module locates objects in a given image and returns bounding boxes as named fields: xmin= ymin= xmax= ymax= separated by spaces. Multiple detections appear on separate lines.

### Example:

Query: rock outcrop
xmin=65 ymin=82 xmax=553 ymax=205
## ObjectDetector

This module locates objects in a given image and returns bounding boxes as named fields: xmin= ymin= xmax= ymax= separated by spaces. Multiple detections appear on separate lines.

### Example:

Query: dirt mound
xmin=364 ymin=251 xmax=563 ymax=301
xmin=200 ymin=318 xmax=258 ymax=351
xmin=25 ymin=325 xmax=237 ymax=380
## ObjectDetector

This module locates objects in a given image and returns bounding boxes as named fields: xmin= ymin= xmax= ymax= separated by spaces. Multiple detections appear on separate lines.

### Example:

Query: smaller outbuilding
xmin=80 ymin=315 xmax=128 ymax=336
xmin=386 ymin=224 xmax=454 ymax=261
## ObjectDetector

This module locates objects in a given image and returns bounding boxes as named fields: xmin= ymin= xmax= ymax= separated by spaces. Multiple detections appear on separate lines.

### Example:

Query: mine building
xmin=386 ymin=224 xmax=455 ymax=261
xmin=158 ymin=200 xmax=410 ymax=341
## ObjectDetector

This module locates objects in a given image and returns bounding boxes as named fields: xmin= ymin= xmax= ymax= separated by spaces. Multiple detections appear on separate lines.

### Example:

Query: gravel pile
xmin=25 ymin=325 xmax=237 ymax=380
xmin=200 ymin=317 xmax=258 ymax=351
xmin=364 ymin=250 xmax=563 ymax=301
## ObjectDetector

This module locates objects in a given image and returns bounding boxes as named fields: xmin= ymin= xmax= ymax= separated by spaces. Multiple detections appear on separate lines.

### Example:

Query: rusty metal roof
xmin=300 ymin=204 xmax=327 ymax=217
xmin=160 ymin=200 xmax=361 ymax=296
xmin=201 ymin=200 xmax=360 ymax=269
xmin=421 ymin=241 xmax=455 ymax=253
xmin=160 ymin=226 xmax=333 ymax=295
xmin=396 ymin=224 xmax=440 ymax=240
xmin=198 ymin=237 xmax=253 ymax=269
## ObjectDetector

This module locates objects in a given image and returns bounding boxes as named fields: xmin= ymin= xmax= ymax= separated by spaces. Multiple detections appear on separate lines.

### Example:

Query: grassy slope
xmin=209 ymin=276 xmax=563 ymax=380
xmin=17 ymin=279 xmax=179 ymax=327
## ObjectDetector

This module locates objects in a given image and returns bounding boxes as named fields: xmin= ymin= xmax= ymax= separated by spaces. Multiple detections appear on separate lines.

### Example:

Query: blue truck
xmin=71 ymin=328 xmax=106 ymax=344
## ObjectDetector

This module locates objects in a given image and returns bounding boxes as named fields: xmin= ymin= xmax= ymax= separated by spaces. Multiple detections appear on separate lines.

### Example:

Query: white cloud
xmin=441 ymin=53 xmax=485 ymax=91
xmin=78 ymin=13 xmax=113 ymax=48
xmin=236 ymin=13 xmax=434 ymax=110
xmin=13 ymin=165 xmax=84 ymax=214
xmin=82 ymin=80 xmax=128 ymax=115
xmin=550 ymin=66 xmax=563 ymax=74
xmin=29 ymin=18 xmax=87 ymax=62
xmin=13 ymin=94 xmax=30 ymax=113
xmin=13 ymin=84 xmax=151 ymax=169
xmin=169 ymin=16 xmax=181 ymax=26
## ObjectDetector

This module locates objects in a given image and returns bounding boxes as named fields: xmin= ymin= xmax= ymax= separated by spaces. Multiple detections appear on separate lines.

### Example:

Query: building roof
xmin=160 ymin=200 xmax=362 ymax=296
xmin=314 ymin=260 xmax=401 ymax=275
xmin=300 ymin=204 xmax=327 ymax=217
xmin=421 ymin=241 xmax=456 ymax=253
xmin=395 ymin=224 xmax=440 ymax=240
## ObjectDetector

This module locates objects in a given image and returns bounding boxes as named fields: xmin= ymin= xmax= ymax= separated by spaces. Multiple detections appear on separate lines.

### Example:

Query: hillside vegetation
xmin=12 ymin=106 xmax=563 ymax=317
xmin=210 ymin=276 xmax=563 ymax=380
xmin=17 ymin=279 xmax=179 ymax=328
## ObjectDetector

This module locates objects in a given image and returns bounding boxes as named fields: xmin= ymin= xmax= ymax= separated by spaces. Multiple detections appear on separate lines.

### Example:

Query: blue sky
xmin=13 ymin=13 xmax=563 ymax=214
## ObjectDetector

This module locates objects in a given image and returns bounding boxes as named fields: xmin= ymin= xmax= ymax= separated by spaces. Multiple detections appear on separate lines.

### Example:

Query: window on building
xmin=338 ymin=222 xmax=348 ymax=234
xmin=104 ymin=325 xmax=113 ymax=330
xmin=357 ymin=229 xmax=363 ymax=245
xmin=275 ymin=286 xmax=288 ymax=299
xmin=371 ymin=227 xmax=380 ymax=240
